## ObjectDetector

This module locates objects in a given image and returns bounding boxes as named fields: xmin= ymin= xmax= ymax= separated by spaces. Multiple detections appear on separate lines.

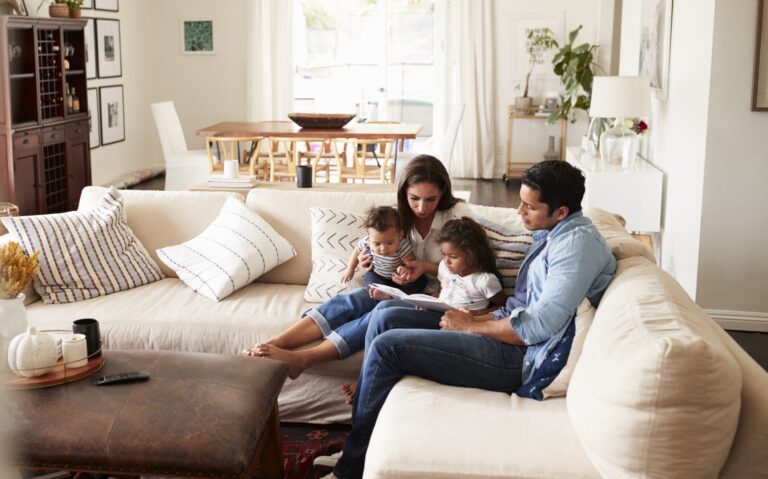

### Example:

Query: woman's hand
xmin=392 ymin=259 xmax=427 ymax=285
xmin=357 ymin=251 xmax=373 ymax=272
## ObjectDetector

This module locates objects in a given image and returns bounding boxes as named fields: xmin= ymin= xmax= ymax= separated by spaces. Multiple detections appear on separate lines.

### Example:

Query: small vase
xmin=0 ymin=293 xmax=29 ymax=370
xmin=514 ymin=96 xmax=533 ymax=113
xmin=69 ymin=7 xmax=81 ymax=18
xmin=585 ymin=117 xmax=610 ymax=157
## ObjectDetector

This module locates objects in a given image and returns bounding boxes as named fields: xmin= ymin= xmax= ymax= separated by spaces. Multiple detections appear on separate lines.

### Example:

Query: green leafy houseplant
xmin=547 ymin=25 xmax=602 ymax=124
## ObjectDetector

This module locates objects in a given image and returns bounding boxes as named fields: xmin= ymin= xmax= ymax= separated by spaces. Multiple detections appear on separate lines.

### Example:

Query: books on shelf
xmin=370 ymin=283 xmax=453 ymax=312
xmin=207 ymin=174 xmax=260 ymax=188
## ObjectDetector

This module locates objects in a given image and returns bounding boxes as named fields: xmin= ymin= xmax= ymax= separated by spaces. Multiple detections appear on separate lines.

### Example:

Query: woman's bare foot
xmin=341 ymin=381 xmax=357 ymax=405
xmin=255 ymin=344 xmax=309 ymax=379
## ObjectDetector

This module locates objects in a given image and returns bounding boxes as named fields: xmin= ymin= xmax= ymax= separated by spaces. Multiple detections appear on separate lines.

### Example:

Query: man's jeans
xmin=304 ymin=287 xmax=378 ymax=358
xmin=334 ymin=303 xmax=526 ymax=479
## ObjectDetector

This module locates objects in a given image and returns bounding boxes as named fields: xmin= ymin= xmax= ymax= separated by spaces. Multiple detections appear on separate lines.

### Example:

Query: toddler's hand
xmin=340 ymin=269 xmax=354 ymax=284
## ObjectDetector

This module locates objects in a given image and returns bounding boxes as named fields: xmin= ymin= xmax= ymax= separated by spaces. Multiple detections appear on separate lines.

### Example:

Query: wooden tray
xmin=2 ymin=355 xmax=105 ymax=389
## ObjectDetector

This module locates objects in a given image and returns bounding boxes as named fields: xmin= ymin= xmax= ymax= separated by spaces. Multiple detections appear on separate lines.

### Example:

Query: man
xmin=329 ymin=160 xmax=617 ymax=479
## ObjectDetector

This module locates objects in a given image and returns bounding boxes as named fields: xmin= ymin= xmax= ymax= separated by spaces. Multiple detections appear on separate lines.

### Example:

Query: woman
xmin=244 ymin=155 xmax=473 ymax=389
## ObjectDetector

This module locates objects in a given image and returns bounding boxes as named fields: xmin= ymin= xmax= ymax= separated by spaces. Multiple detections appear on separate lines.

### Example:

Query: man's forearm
xmin=469 ymin=318 xmax=524 ymax=345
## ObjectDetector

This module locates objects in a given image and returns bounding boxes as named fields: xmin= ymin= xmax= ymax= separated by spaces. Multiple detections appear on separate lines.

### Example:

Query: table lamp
xmin=589 ymin=76 xmax=651 ymax=168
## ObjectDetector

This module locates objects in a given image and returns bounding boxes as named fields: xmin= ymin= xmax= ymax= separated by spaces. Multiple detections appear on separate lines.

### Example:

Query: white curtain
xmin=437 ymin=0 xmax=495 ymax=178
xmin=246 ymin=0 xmax=294 ymax=121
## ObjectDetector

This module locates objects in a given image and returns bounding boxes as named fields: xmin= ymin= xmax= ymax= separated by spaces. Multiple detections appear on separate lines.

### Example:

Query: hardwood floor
xmin=127 ymin=175 xmax=766 ymax=371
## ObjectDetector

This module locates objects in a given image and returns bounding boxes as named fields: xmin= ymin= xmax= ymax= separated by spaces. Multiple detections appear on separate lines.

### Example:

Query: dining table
xmin=196 ymin=120 xmax=422 ymax=166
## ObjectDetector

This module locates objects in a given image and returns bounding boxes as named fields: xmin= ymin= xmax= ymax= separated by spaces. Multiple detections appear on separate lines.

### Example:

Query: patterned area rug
xmin=279 ymin=422 xmax=350 ymax=479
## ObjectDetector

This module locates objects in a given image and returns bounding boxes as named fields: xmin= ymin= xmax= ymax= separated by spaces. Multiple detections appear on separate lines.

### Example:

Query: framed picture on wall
xmin=639 ymin=0 xmax=673 ymax=100
xmin=94 ymin=0 xmax=118 ymax=12
xmin=95 ymin=18 xmax=122 ymax=78
xmin=512 ymin=12 xmax=564 ymax=80
xmin=181 ymin=20 xmax=214 ymax=54
xmin=82 ymin=0 xmax=93 ymax=9
xmin=753 ymin=0 xmax=768 ymax=111
xmin=84 ymin=18 xmax=96 ymax=79
xmin=99 ymin=85 xmax=124 ymax=146
xmin=87 ymin=88 xmax=100 ymax=149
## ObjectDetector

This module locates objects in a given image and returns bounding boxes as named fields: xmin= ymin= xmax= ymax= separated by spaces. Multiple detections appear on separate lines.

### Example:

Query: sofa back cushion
xmin=78 ymin=187 xmax=240 ymax=279
xmin=246 ymin=189 xmax=396 ymax=285
xmin=568 ymin=256 xmax=742 ymax=478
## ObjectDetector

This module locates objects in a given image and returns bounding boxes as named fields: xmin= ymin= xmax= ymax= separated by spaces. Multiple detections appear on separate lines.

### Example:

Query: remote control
xmin=94 ymin=371 xmax=150 ymax=386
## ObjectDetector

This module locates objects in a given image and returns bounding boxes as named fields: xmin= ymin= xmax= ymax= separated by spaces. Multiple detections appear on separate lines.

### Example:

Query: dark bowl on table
xmin=288 ymin=113 xmax=356 ymax=129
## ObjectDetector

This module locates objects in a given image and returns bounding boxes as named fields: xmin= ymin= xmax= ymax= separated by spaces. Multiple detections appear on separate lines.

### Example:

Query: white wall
xmin=492 ymin=0 xmax=611 ymax=176
xmin=697 ymin=0 xmax=768 ymax=326
xmin=620 ymin=0 xmax=768 ymax=329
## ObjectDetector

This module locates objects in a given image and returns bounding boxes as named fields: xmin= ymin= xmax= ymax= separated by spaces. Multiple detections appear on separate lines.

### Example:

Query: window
xmin=294 ymin=0 xmax=435 ymax=135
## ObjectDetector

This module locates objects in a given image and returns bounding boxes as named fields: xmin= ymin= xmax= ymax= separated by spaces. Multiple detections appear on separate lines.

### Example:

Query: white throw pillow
xmin=157 ymin=197 xmax=296 ymax=301
xmin=474 ymin=216 xmax=533 ymax=296
xmin=1 ymin=187 xmax=164 ymax=304
xmin=304 ymin=207 xmax=367 ymax=303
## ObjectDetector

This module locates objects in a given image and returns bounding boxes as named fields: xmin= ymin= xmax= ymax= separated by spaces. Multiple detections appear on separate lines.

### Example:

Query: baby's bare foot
xmin=341 ymin=381 xmax=358 ymax=405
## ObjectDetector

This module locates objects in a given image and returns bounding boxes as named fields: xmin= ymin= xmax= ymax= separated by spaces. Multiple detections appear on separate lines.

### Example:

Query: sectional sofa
xmin=4 ymin=186 xmax=767 ymax=478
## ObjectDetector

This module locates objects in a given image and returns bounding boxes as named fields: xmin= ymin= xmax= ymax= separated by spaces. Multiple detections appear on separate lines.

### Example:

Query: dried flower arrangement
xmin=0 ymin=241 xmax=40 ymax=299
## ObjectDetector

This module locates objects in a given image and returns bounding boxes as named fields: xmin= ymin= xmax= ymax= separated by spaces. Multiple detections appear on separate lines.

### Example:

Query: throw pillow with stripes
xmin=475 ymin=216 xmax=534 ymax=296
xmin=157 ymin=196 xmax=297 ymax=302
xmin=305 ymin=207 xmax=367 ymax=303
xmin=1 ymin=186 xmax=164 ymax=304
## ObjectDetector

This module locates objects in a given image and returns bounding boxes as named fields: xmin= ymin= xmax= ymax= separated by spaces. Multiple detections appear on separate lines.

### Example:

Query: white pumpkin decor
xmin=7 ymin=326 xmax=58 ymax=378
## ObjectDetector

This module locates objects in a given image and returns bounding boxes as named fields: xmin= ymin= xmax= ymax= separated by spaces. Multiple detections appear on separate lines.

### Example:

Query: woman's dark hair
xmin=435 ymin=217 xmax=502 ymax=283
xmin=521 ymin=160 xmax=585 ymax=216
xmin=397 ymin=155 xmax=461 ymax=234
xmin=364 ymin=206 xmax=402 ymax=232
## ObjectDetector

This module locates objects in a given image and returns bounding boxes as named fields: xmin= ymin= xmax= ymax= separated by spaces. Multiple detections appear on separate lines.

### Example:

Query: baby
xmin=342 ymin=205 xmax=426 ymax=295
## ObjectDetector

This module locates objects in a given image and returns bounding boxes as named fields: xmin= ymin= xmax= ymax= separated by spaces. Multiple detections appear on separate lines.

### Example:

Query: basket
xmin=49 ymin=3 xmax=70 ymax=18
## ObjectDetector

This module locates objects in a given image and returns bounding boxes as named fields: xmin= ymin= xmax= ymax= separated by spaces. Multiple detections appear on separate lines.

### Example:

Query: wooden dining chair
xmin=205 ymin=136 xmax=267 ymax=178
xmin=337 ymin=138 xmax=396 ymax=184
xmin=264 ymin=137 xmax=301 ymax=182
xmin=297 ymin=139 xmax=343 ymax=183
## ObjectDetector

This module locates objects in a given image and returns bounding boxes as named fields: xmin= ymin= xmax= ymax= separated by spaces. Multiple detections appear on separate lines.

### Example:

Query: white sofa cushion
xmin=157 ymin=197 xmax=296 ymax=301
xmin=305 ymin=207 xmax=367 ymax=303
xmin=474 ymin=216 xmax=533 ymax=296
xmin=567 ymin=256 xmax=742 ymax=478
xmin=365 ymin=376 xmax=600 ymax=479
xmin=246 ymin=189 xmax=396 ymax=285
xmin=2 ymin=187 xmax=164 ymax=304
xmin=78 ymin=187 xmax=241 ymax=279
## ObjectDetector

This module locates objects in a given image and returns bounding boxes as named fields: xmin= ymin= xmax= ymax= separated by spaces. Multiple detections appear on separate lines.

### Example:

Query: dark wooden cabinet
xmin=1 ymin=16 xmax=91 ymax=215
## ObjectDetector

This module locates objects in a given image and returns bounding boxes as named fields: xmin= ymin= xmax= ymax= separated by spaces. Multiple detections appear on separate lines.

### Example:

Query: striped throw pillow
xmin=157 ymin=196 xmax=297 ymax=301
xmin=475 ymin=216 xmax=533 ymax=296
xmin=1 ymin=187 xmax=164 ymax=304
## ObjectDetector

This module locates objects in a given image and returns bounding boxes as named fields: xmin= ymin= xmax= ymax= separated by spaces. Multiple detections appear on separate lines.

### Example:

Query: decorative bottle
xmin=543 ymin=135 xmax=559 ymax=162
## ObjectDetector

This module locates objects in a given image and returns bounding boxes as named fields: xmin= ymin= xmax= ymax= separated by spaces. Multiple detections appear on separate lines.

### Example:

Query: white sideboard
xmin=565 ymin=147 xmax=663 ymax=233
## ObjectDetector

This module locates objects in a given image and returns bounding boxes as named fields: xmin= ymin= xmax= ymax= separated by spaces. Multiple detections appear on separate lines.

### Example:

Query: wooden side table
xmin=503 ymin=106 xmax=567 ymax=181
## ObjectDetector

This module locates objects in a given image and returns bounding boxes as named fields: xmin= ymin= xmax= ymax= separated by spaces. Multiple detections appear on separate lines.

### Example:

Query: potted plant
xmin=515 ymin=27 xmax=558 ymax=112
xmin=36 ymin=0 xmax=70 ymax=18
xmin=68 ymin=0 xmax=83 ymax=18
xmin=547 ymin=25 xmax=602 ymax=124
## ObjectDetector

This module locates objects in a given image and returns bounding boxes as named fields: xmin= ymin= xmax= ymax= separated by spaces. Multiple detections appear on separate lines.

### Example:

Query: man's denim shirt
xmin=494 ymin=211 xmax=616 ymax=384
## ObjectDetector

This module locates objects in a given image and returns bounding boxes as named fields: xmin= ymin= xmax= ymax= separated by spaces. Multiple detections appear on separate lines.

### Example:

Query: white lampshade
xmin=589 ymin=76 xmax=651 ymax=118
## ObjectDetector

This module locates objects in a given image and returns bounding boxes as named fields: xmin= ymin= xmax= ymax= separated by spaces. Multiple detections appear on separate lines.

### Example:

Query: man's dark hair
xmin=364 ymin=206 xmax=402 ymax=232
xmin=521 ymin=160 xmax=585 ymax=216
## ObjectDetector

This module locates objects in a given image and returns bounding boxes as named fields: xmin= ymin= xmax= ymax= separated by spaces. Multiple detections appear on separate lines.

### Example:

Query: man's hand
xmin=439 ymin=309 xmax=476 ymax=333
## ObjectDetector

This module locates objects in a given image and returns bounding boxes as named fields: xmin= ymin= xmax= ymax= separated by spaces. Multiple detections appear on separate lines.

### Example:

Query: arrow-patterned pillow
xmin=304 ymin=207 xmax=367 ymax=302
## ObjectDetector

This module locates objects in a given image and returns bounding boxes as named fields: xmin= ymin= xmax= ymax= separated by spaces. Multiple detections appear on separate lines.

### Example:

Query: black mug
xmin=72 ymin=318 xmax=101 ymax=357
xmin=297 ymin=165 xmax=313 ymax=188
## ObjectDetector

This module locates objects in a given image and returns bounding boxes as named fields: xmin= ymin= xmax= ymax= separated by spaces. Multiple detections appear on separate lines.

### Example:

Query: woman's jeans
xmin=303 ymin=287 xmax=378 ymax=358
xmin=333 ymin=301 xmax=527 ymax=479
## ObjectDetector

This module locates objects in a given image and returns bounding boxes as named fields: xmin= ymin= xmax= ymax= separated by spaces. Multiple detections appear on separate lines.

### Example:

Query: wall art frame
xmin=95 ymin=18 xmax=122 ymax=78
xmin=94 ymin=0 xmax=117 ymax=12
xmin=181 ymin=19 xmax=214 ymax=55
xmin=87 ymin=87 xmax=100 ymax=149
xmin=99 ymin=85 xmax=124 ymax=146
xmin=639 ymin=0 xmax=673 ymax=100
xmin=753 ymin=0 xmax=768 ymax=111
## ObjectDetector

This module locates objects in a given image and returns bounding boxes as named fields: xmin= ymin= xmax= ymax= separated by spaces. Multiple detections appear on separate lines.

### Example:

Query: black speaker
xmin=297 ymin=165 xmax=313 ymax=188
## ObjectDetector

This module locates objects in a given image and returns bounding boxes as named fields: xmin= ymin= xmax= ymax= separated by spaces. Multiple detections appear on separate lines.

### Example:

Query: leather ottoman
xmin=6 ymin=350 xmax=288 ymax=479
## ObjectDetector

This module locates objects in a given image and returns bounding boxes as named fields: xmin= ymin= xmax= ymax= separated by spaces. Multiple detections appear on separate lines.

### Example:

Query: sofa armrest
xmin=584 ymin=207 xmax=655 ymax=262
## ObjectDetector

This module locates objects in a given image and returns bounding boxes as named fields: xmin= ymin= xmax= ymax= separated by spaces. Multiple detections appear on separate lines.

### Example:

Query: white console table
xmin=566 ymin=147 xmax=663 ymax=233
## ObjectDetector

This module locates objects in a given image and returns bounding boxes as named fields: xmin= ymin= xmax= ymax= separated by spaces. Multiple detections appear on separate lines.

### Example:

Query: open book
xmin=370 ymin=283 xmax=454 ymax=312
